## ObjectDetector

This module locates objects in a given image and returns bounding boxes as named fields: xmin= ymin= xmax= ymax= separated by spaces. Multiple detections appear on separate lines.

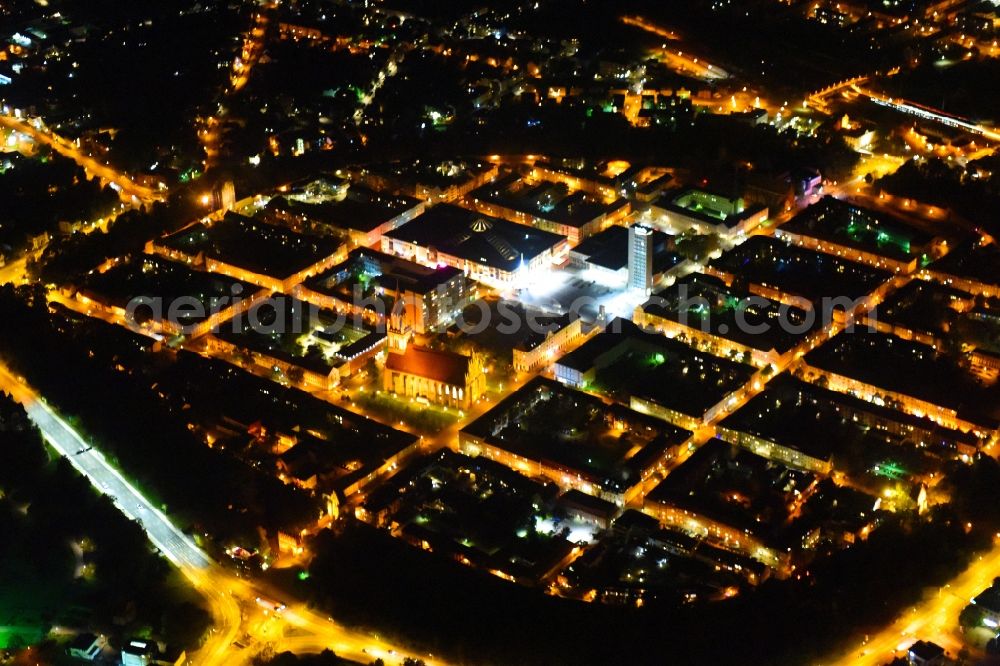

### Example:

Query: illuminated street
xmin=0 ymin=363 xmax=445 ymax=666
xmin=0 ymin=113 xmax=164 ymax=204
xmin=824 ymin=539 xmax=1000 ymax=665
xmin=3 ymin=0 xmax=1000 ymax=663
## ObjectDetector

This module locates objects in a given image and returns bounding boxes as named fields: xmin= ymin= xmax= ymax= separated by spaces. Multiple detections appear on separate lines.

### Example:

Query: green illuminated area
xmin=872 ymin=460 xmax=906 ymax=480
xmin=672 ymin=190 xmax=741 ymax=221
xmin=784 ymin=197 xmax=936 ymax=262
xmin=676 ymin=292 xmax=744 ymax=323
xmin=843 ymin=219 xmax=912 ymax=255
xmin=0 ymin=617 xmax=43 ymax=651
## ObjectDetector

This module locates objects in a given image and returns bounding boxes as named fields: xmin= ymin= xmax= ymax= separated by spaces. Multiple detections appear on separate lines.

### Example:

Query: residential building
xmin=512 ymin=312 xmax=585 ymax=374
xmin=907 ymin=640 xmax=946 ymax=666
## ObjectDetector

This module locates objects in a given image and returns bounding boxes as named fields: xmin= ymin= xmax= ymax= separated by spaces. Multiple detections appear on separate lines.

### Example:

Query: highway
xmin=0 ymin=363 xmax=448 ymax=666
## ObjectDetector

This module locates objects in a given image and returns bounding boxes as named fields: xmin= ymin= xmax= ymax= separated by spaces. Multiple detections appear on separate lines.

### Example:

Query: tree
xmin=286 ymin=366 xmax=305 ymax=386
xmin=959 ymin=603 xmax=983 ymax=629
xmin=162 ymin=600 xmax=213 ymax=649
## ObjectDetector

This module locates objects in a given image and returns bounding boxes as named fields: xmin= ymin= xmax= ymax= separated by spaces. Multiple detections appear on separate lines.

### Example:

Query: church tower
xmin=387 ymin=310 xmax=412 ymax=353
xmin=465 ymin=350 xmax=487 ymax=404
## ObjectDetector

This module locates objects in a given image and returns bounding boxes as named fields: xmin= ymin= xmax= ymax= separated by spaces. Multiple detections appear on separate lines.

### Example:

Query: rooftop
xmin=930 ymin=238 xmax=1000 ymax=287
xmin=973 ymin=580 xmax=1000 ymax=613
xmin=161 ymin=352 xmax=418 ymax=493
xmin=76 ymin=255 xmax=255 ymax=328
xmin=462 ymin=376 xmax=691 ymax=493
xmin=781 ymin=196 xmax=938 ymax=262
xmin=805 ymin=331 xmax=1000 ymax=428
xmin=216 ymin=294 xmax=375 ymax=375
xmin=359 ymin=158 xmax=496 ymax=192
xmin=468 ymin=172 xmax=629 ymax=229
xmin=384 ymin=204 xmax=566 ymax=273
xmin=266 ymin=184 xmax=422 ymax=233
xmin=513 ymin=312 xmax=580 ymax=354
xmin=877 ymin=278 xmax=973 ymax=340
xmin=708 ymin=236 xmax=891 ymax=304
xmin=305 ymin=246 xmax=464 ymax=299
xmin=385 ymin=344 xmax=473 ymax=386
xmin=572 ymin=224 xmax=682 ymax=273
xmin=647 ymin=439 xmax=816 ymax=538
xmin=159 ymin=212 xmax=342 ymax=279
xmin=559 ymin=319 xmax=755 ymax=416
xmin=656 ymin=186 xmax=766 ymax=230
xmin=645 ymin=439 xmax=873 ymax=550
xmin=362 ymin=449 xmax=569 ymax=584
xmin=721 ymin=375 xmax=964 ymax=474
xmin=640 ymin=273 xmax=821 ymax=354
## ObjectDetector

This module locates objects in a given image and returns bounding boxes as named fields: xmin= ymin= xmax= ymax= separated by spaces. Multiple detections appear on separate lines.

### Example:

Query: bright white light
xmin=534 ymin=515 xmax=597 ymax=544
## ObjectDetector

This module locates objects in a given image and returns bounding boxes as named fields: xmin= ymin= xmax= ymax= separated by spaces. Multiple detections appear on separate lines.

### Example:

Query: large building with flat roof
xmin=569 ymin=224 xmax=683 ymax=285
xmin=381 ymin=204 xmax=569 ymax=286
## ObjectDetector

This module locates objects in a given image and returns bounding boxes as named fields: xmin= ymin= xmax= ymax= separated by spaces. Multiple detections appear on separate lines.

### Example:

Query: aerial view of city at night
xmin=3 ymin=0 xmax=1000 ymax=664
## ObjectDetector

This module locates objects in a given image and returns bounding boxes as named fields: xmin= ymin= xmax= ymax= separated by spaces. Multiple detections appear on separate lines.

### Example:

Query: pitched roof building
xmin=382 ymin=316 xmax=486 ymax=409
